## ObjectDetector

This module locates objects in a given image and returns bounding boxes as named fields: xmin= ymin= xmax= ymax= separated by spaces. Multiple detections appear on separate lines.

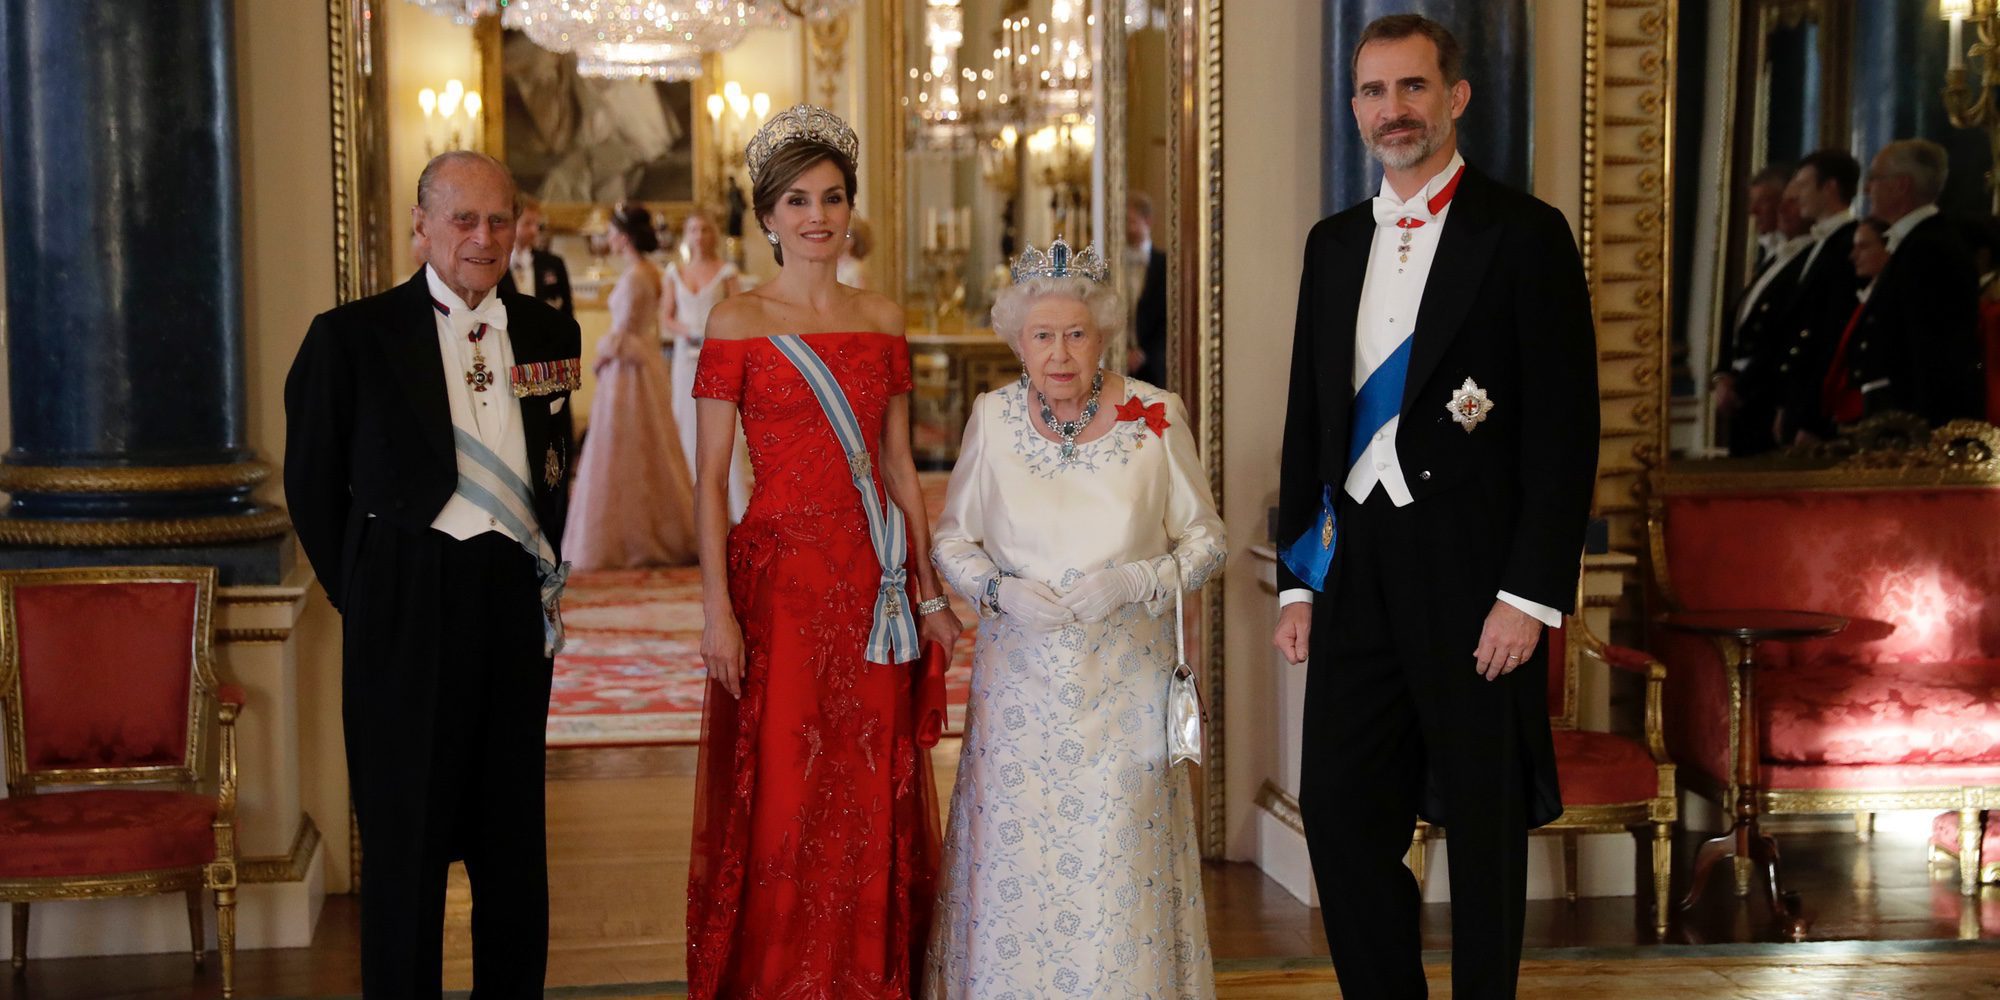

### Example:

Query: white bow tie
xmin=1372 ymin=194 xmax=1434 ymax=230
xmin=445 ymin=293 xmax=508 ymax=337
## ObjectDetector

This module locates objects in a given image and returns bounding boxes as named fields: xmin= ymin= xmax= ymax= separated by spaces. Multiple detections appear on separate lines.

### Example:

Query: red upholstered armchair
xmin=0 ymin=566 xmax=242 ymax=998
xmin=1412 ymin=593 xmax=1679 ymax=939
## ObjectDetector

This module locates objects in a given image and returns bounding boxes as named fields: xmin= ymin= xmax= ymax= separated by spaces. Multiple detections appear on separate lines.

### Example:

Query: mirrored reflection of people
xmin=562 ymin=203 xmax=698 ymax=568
xmin=1829 ymin=139 xmax=1984 ymax=425
xmin=838 ymin=214 xmax=873 ymax=289
xmin=1766 ymin=150 xmax=1861 ymax=446
xmin=1124 ymin=192 xmax=1169 ymax=388
xmin=500 ymin=195 xmax=576 ymax=318
xmin=1812 ymin=217 xmax=1893 ymax=437
xmin=1713 ymin=164 xmax=1809 ymax=456
xmin=685 ymin=105 xmax=960 ymax=999
xmin=661 ymin=209 xmax=750 ymax=519
xmin=1971 ymin=216 xmax=2000 ymax=424
xmin=284 ymin=152 xmax=579 ymax=995
xmin=1273 ymin=16 xmax=1598 ymax=998
xmin=924 ymin=242 xmax=1225 ymax=998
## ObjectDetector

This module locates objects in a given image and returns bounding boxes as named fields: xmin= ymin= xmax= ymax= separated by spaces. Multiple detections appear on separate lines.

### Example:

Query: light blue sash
xmin=452 ymin=428 xmax=571 ymax=656
xmin=768 ymin=335 xmax=920 ymax=665
xmin=1279 ymin=332 xmax=1413 ymax=591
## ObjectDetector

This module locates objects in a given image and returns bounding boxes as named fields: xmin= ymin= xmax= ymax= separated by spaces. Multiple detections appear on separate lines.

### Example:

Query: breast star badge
xmin=1446 ymin=377 xmax=1495 ymax=432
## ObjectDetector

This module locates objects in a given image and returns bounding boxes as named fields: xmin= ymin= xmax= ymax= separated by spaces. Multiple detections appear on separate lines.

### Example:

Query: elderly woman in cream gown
xmin=924 ymin=240 xmax=1224 ymax=999
xmin=660 ymin=210 xmax=752 ymax=520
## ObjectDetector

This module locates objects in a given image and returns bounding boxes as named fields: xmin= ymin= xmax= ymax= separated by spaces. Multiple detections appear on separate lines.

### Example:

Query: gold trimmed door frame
xmin=1583 ymin=0 xmax=1676 ymax=572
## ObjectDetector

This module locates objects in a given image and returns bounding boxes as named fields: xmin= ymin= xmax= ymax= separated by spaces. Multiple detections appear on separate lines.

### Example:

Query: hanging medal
xmin=465 ymin=322 xmax=496 ymax=392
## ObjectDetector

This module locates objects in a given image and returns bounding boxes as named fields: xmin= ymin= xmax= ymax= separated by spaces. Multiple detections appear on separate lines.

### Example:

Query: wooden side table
xmin=1658 ymin=609 xmax=1847 ymax=939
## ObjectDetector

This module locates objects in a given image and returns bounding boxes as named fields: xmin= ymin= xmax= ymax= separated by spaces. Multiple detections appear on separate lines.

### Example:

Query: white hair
xmin=1875 ymin=139 xmax=1949 ymax=205
xmin=990 ymin=275 xmax=1126 ymax=359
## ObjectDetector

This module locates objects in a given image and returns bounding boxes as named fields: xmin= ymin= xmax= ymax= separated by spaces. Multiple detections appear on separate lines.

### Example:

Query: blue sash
xmin=451 ymin=428 xmax=571 ymax=656
xmin=1280 ymin=333 xmax=1413 ymax=590
xmin=768 ymin=335 xmax=920 ymax=665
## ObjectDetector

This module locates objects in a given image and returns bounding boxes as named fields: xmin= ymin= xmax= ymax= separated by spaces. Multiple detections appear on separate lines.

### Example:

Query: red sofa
xmin=1653 ymin=464 xmax=2000 ymax=896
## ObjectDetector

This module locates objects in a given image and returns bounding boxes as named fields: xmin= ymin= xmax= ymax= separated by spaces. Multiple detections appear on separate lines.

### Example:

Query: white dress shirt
xmin=510 ymin=247 xmax=535 ymax=295
xmin=1796 ymin=206 xmax=1856 ymax=277
xmin=1280 ymin=153 xmax=1560 ymax=629
xmin=1884 ymin=203 xmax=1940 ymax=253
xmin=425 ymin=265 xmax=537 ymax=545
xmin=1734 ymin=232 xmax=1813 ymax=330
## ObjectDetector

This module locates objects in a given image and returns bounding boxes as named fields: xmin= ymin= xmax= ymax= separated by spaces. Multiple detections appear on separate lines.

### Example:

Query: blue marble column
xmin=1322 ymin=0 xmax=1533 ymax=214
xmin=0 ymin=0 xmax=287 ymax=582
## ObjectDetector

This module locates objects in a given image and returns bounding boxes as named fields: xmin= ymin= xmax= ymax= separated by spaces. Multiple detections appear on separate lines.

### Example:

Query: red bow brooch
xmin=1115 ymin=396 xmax=1170 ymax=438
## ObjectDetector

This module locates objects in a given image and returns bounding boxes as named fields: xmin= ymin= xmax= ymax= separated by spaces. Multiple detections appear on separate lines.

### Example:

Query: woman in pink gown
xmin=561 ymin=203 xmax=698 ymax=568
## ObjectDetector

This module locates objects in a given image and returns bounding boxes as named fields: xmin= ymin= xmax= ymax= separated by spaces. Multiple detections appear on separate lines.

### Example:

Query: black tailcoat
xmin=283 ymin=269 xmax=579 ymax=994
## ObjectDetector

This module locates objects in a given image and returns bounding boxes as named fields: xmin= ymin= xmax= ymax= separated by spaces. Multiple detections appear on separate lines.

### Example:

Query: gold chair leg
xmin=1854 ymin=812 xmax=1874 ymax=842
xmin=1407 ymin=824 xmax=1429 ymax=897
xmin=217 ymin=886 xmax=237 ymax=999
xmin=186 ymin=888 xmax=205 ymax=967
xmin=10 ymin=902 xmax=25 ymax=974
xmin=1962 ymin=808 xmax=1984 ymax=898
xmin=1562 ymin=830 xmax=1580 ymax=903
xmin=1651 ymin=823 xmax=1673 ymax=940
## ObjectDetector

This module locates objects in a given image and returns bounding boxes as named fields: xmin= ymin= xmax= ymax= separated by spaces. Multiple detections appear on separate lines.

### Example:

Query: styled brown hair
xmin=752 ymin=141 xmax=859 ymax=265
xmin=611 ymin=202 xmax=660 ymax=254
xmin=1351 ymin=14 xmax=1463 ymax=87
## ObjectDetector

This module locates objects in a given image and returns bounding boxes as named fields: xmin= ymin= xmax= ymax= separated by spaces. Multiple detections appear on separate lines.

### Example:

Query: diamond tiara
xmin=1010 ymin=237 xmax=1108 ymax=284
xmin=744 ymin=104 xmax=861 ymax=186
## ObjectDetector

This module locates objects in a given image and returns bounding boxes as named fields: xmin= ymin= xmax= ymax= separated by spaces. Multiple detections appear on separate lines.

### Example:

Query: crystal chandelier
xmin=909 ymin=0 xmax=976 ymax=153
xmin=1037 ymin=0 xmax=1093 ymax=120
xmin=403 ymin=0 xmax=503 ymax=25
xmin=506 ymin=1 xmax=755 ymax=75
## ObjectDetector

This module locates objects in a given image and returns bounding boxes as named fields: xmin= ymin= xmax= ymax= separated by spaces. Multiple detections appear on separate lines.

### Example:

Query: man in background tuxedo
xmin=285 ymin=152 xmax=579 ymax=997
xmin=1272 ymin=15 xmax=1598 ymax=999
xmin=500 ymin=195 xmax=575 ymax=318
xmin=1714 ymin=177 xmax=1812 ymax=455
xmin=1824 ymin=139 xmax=1983 ymax=425
xmin=1770 ymin=149 xmax=1861 ymax=442
xmin=1125 ymin=191 xmax=1169 ymax=387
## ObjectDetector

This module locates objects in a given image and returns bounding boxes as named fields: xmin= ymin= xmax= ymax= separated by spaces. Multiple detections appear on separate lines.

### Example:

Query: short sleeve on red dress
xmin=693 ymin=338 xmax=748 ymax=402
xmin=886 ymin=337 xmax=914 ymax=396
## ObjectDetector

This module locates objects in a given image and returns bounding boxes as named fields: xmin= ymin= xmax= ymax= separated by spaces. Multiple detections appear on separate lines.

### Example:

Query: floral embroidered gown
xmin=686 ymin=331 xmax=941 ymax=1000
xmin=923 ymin=378 xmax=1225 ymax=999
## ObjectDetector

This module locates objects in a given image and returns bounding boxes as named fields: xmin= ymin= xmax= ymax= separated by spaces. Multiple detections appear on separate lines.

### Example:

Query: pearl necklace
xmin=1034 ymin=370 xmax=1105 ymax=462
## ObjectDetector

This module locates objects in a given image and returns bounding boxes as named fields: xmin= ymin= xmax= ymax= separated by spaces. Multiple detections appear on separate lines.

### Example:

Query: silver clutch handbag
xmin=1167 ymin=578 xmax=1204 ymax=768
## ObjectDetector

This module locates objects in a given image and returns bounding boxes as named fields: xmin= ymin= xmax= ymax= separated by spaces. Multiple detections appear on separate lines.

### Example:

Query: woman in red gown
xmin=685 ymin=105 xmax=961 ymax=999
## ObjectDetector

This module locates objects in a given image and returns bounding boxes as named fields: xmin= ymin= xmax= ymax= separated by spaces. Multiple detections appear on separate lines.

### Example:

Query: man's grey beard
xmin=1366 ymin=121 xmax=1449 ymax=171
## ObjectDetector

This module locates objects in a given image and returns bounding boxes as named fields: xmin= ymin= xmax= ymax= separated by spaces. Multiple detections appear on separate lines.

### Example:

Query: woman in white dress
xmin=661 ymin=209 xmax=751 ymax=519
xmin=924 ymin=239 xmax=1224 ymax=999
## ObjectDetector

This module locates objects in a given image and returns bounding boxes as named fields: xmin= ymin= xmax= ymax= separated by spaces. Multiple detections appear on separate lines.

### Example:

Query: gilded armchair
xmin=0 ymin=566 xmax=242 ymax=997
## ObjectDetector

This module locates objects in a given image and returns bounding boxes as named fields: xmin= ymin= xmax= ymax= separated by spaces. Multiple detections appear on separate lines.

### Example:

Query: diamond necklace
xmin=1035 ymin=370 xmax=1105 ymax=462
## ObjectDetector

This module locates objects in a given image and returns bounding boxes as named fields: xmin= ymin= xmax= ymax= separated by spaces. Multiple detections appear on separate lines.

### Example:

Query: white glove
xmin=1061 ymin=561 xmax=1161 ymax=624
xmin=997 ymin=576 xmax=1075 ymax=630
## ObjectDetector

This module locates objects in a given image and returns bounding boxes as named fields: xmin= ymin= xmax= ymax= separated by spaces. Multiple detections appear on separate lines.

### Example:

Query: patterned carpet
xmin=547 ymin=474 xmax=972 ymax=747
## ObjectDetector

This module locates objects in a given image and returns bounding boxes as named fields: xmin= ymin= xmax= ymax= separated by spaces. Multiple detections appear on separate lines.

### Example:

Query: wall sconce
xmin=417 ymin=78 xmax=483 ymax=156
xmin=705 ymin=80 xmax=772 ymax=263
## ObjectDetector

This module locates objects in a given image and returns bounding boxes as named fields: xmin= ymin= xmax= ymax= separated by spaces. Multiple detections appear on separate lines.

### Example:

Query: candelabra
xmin=1943 ymin=0 xmax=2000 ymax=213
xmin=1027 ymin=118 xmax=1094 ymax=237
xmin=417 ymin=79 xmax=484 ymax=156
xmin=921 ymin=205 xmax=972 ymax=331
xmin=706 ymin=81 xmax=772 ymax=265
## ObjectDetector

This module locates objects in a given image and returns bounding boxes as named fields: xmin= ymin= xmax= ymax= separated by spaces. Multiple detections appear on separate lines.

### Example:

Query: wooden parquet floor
xmin=8 ymin=742 xmax=2000 ymax=998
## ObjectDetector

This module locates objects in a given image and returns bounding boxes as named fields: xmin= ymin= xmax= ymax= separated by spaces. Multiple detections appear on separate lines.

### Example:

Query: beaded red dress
xmin=686 ymin=332 xmax=940 ymax=999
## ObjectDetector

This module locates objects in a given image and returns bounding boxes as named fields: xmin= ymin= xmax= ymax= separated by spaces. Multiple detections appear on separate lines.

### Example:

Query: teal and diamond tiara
xmin=1010 ymin=237 xmax=1108 ymax=284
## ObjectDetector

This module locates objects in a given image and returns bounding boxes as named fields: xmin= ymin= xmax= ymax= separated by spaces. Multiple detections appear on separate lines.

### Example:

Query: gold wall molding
xmin=0 ymin=509 xmax=291 ymax=547
xmin=1584 ymin=0 xmax=1676 ymax=563
xmin=240 ymin=815 xmax=323 ymax=885
xmin=1255 ymin=779 xmax=1304 ymax=839
xmin=0 ymin=462 xmax=271 ymax=495
xmin=218 ymin=627 xmax=292 ymax=645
